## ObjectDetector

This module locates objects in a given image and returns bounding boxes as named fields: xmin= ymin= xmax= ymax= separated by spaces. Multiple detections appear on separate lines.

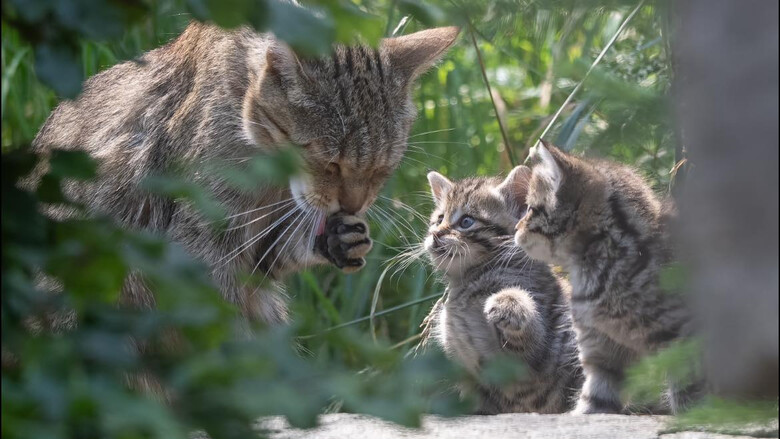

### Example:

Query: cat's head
xmin=245 ymin=27 xmax=460 ymax=216
xmin=514 ymin=141 xmax=606 ymax=265
xmin=424 ymin=166 xmax=532 ymax=277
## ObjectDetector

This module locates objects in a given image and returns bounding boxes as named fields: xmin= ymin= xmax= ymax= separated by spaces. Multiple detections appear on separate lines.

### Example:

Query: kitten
xmin=31 ymin=20 xmax=458 ymax=326
xmin=420 ymin=168 xmax=583 ymax=414
xmin=515 ymin=140 xmax=696 ymax=414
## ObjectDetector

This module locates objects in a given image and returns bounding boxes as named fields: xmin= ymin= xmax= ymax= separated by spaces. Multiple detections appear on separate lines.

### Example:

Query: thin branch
xmin=467 ymin=18 xmax=517 ymax=168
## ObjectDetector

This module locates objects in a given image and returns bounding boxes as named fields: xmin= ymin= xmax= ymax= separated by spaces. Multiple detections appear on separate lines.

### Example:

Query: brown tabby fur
xmin=515 ymin=141 xmax=699 ymax=414
xmin=31 ymin=19 xmax=459 ymax=328
xmin=420 ymin=168 xmax=582 ymax=414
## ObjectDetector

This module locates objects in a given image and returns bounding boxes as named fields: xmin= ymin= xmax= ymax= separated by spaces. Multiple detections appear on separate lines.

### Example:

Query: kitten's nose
xmin=432 ymin=231 xmax=447 ymax=248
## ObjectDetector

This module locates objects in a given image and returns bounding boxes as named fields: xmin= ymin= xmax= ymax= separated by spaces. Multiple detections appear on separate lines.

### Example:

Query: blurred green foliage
xmin=1 ymin=146 xmax=467 ymax=439
xmin=3 ymin=0 xmax=774 ymax=437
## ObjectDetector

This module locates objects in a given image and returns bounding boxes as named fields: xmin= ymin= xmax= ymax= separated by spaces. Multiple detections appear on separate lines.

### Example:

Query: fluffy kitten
xmin=31 ymin=20 xmax=458 ymax=326
xmin=420 ymin=168 xmax=582 ymax=414
xmin=515 ymin=140 xmax=696 ymax=414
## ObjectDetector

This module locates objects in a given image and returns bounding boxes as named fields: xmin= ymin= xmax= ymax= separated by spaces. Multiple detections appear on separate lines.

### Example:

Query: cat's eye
xmin=458 ymin=215 xmax=475 ymax=229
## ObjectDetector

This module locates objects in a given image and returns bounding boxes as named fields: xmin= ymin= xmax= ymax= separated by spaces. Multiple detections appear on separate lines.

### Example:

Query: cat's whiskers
xmin=407 ymin=127 xmax=456 ymax=139
xmin=217 ymin=204 xmax=301 ymax=267
xmin=226 ymin=197 xmax=296 ymax=219
xmin=225 ymin=199 xmax=298 ymax=231
xmin=307 ymin=210 xmax=325 ymax=261
xmin=249 ymin=207 xmax=308 ymax=278
xmin=407 ymin=140 xmax=471 ymax=147
xmin=368 ymin=205 xmax=418 ymax=246
xmin=365 ymin=209 xmax=392 ymax=236
xmin=401 ymin=155 xmax=441 ymax=170
xmin=259 ymin=203 xmax=316 ymax=284
xmin=372 ymin=203 xmax=421 ymax=241
xmin=403 ymin=144 xmax=456 ymax=166
xmin=386 ymin=243 xmax=427 ymax=282
xmin=377 ymin=196 xmax=429 ymax=223
xmin=426 ymin=245 xmax=454 ymax=283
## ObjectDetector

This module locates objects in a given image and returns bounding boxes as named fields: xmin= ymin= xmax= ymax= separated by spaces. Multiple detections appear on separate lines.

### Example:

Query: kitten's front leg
xmin=315 ymin=212 xmax=373 ymax=274
xmin=571 ymin=327 xmax=634 ymax=414
xmin=484 ymin=288 xmax=544 ymax=353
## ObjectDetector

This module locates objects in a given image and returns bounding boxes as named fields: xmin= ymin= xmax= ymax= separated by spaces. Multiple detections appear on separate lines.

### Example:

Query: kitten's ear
xmin=528 ymin=139 xmax=563 ymax=192
xmin=427 ymin=171 xmax=453 ymax=204
xmin=381 ymin=26 xmax=460 ymax=82
xmin=496 ymin=165 xmax=532 ymax=217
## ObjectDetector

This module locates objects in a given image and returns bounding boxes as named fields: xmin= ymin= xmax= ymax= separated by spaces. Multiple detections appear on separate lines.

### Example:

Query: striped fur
xmin=421 ymin=169 xmax=583 ymax=414
xmin=30 ymin=19 xmax=458 ymax=327
xmin=515 ymin=141 xmax=698 ymax=414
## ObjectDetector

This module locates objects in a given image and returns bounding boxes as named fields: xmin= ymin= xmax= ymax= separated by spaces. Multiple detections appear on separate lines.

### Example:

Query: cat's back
xmin=33 ymin=22 xmax=264 ymax=155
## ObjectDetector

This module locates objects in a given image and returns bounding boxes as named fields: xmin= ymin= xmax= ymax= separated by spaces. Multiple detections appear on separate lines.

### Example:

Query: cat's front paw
xmin=315 ymin=213 xmax=372 ymax=274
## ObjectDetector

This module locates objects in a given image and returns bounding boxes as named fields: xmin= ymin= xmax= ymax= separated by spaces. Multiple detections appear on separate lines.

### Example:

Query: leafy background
xmin=2 ymin=0 xmax=776 ymax=438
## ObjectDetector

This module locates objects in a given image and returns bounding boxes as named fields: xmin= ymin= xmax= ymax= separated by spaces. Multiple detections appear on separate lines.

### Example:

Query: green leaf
xmin=268 ymin=1 xmax=334 ymax=55
xmin=53 ymin=0 xmax=145 ymax=40
xmin=659 ymin=263 xmax=688 ymax=295
xmin=189 ymin=0 xmax=269 ymax=30
xmin=479 ymin=353 xmax=527 ymax=387
xmin=140 ymin=174 xmax=226 ymax=222
xmin=34 ymin=42 xmax=83 ymax=98
xmin=670 ymin=397 xmax=779 ymax=435
xmin=624 ymin=339 xmax=701 ymax=404
xmin=397 ymin=0 xmax=446 ymax=27
xmin=322 ymin=2 xmax=383 ymax=47
xmin=48 ymin=149 xmax=97 ymax=180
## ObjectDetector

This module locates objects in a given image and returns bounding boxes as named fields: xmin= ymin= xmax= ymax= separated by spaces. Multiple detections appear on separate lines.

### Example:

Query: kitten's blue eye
xmin=458 ymin=215 xmax=475 ymax=229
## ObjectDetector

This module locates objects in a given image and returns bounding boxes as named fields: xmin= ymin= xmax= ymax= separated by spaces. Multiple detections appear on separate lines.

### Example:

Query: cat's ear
xmin=496 ymin=165 xmax=532 ymax=217
xmin=427 ymin=171 xmax=453 ymax=205
xmin=528 ymin=139 xmax=563 ymax=193
xmin=265 ymin=41 xmax=311 ymax=91
xmin=381 ymin=26 xmax=460 ymax=82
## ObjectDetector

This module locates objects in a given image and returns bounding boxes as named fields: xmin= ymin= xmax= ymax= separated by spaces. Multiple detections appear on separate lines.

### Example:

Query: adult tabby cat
xmin=515 ymin=141 xmax=697 ymax=414
xmin=31 ymin=19 xmax=459 ymax=326
xmin=420 ymin=168 xmax=582 ymax=414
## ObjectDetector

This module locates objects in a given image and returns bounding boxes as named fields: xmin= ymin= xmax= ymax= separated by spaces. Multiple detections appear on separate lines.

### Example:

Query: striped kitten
xmin=515 ymin=141 xmax=696 ymax=414
xmin=420 ymin=168 xmax=583 ymax=414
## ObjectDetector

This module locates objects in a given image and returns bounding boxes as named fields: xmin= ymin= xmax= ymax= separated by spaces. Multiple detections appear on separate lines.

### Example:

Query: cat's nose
xmin=339 ymin=187 xmax=369 ymax=215
xmin=339 ymin=197 xmax=363 ymax=215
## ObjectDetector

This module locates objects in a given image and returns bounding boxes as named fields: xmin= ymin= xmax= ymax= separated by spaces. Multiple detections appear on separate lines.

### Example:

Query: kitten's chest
xmin=569 ymin=273 xmax=655 ymax=350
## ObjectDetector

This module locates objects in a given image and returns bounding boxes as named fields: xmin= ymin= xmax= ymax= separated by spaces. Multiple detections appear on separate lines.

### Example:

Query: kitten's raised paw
xmin=315 ymin=213 xmax=372 ymax=274
xmin=484 ymin=288 xmax=536 ymax=338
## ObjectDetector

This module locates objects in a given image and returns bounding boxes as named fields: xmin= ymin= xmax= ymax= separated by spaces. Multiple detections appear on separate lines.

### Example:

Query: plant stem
xmin=299 ymin=292 xmax=444 ymax=338
xmin=467 ymin=18 xmax=517 ymax=168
